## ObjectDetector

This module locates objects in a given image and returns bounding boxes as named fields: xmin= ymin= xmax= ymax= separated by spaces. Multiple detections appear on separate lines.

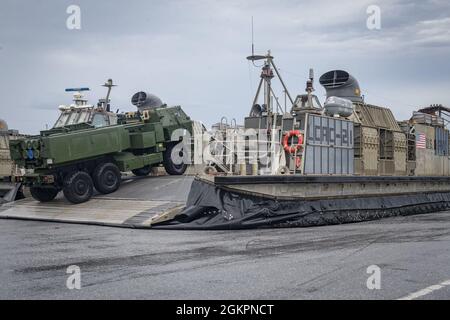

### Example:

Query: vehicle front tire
xmin=163 ymin=143 xmax=187 ymax=175
xmin=63 ymin=171 xmax=94 ymax=204
xmin=131 ymin=165 xmax=152 ymax=177
xmin=30 ymin=187 xmax=59 ymax=202
xmin=92 ymin=162 xmax=121 ymax=194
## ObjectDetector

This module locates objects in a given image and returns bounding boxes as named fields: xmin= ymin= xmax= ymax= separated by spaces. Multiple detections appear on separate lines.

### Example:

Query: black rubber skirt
xmin=153 ymin=178 xmax=450 ymax=230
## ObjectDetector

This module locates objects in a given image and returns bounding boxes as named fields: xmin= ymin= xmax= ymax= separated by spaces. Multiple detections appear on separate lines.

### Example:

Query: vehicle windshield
xmin=53 ymin=112 xmax=71 ymax=128
xmin=53 ymin=110 xmax=92 ymax=128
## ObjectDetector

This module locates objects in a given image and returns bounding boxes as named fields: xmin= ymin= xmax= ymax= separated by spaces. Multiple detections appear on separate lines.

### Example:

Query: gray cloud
xmin=0 ymin=0 xmax=450 ymax=133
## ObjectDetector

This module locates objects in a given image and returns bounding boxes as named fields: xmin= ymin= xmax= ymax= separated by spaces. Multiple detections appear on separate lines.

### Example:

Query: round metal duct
xmin=131 ymin=92 xmax=163 ymax=111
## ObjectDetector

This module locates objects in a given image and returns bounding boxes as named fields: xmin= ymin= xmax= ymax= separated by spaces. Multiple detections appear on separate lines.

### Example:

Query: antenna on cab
xmin=101 ymin=79 xmax=116 ymax=112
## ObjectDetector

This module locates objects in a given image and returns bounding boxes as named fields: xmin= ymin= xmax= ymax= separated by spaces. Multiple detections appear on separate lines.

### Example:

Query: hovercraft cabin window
xmin=353 ymin=125 xmax=361 ymax=159
xmin=379 ymin=128 xmax=394 ymax=160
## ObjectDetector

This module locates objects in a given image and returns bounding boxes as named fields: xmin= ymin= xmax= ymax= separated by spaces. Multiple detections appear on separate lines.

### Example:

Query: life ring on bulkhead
xmin=282 ymin=130 xmax=304 ymax=154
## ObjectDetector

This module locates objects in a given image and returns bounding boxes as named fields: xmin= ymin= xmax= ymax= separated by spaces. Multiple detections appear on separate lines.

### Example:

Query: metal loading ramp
xmin=0 ymin=176 xmax=193 ymax=228
xmin=4 ymin=174 xmax=450 ymax=230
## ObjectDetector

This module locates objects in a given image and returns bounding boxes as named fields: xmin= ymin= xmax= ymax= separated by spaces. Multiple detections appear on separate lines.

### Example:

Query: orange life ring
xmin=282 ymin=130 xmax=303 ymax=154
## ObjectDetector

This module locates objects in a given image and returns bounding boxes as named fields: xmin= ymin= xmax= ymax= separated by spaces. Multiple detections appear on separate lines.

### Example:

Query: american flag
xmin=416 ymin=133 xmax=426 ymax=149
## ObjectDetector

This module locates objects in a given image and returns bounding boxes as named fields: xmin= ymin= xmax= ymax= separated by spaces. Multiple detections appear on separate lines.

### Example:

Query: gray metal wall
xmin=304 ymin=114 xmax=354 ymax=175
xmin=435 ymin=127 xmax=449 ymax=156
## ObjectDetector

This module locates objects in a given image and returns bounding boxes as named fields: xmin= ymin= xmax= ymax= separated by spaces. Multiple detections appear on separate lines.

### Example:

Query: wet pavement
xmin=1 ymin=209 xmax=449 ymax=299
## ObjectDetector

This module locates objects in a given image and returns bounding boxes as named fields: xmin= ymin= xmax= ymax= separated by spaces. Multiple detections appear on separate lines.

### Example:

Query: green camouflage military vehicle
xmin=9 ymin=80 xmax=192 ymax=204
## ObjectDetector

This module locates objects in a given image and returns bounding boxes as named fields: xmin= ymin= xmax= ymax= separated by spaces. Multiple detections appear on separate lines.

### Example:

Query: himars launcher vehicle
xmin=9 ymin=80 xmax=192 ymax=204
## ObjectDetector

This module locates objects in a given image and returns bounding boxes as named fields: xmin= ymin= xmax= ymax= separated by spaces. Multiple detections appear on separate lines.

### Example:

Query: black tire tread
xmin=30 ymin=187 xmax=59 ymax=202
xmin=163 ymin=143 xmax=187 ymax=175
xmin=92 ymin=162 xmax=121 ymax=194
xmin=131 ymin=166 xmax=152 ymax=177
xmin=63 ymin=171 xmax=93 ymax=204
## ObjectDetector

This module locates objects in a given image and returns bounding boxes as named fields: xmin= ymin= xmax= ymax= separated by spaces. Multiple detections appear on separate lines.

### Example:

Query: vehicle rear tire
xmin=63 ymin=171 xmax=94 ymax=204
xmin=30 ymin=187 xmax=59 ymax=202
xmin=131 ymin=166 xmax=152 ymax=177
xmin=163 ymin=143 xmax=187 ymax=175
xmin=92 ymin=162 xmax=121 ymax=194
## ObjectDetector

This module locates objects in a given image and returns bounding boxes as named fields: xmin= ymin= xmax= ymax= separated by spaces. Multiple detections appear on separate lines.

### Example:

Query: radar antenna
xmin=65 ymin=87 xmax=89 ymax=106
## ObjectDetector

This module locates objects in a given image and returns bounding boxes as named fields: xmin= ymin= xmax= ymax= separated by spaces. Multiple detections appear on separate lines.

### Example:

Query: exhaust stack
xmin=319 ymin=70 xmax=362 ymax=103
xmin=131 ymin=92 xmax=164 ymax=112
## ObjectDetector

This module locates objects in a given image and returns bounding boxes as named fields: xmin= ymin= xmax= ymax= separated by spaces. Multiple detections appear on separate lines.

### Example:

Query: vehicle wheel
xmin=63 ymin=171 xmax=94 ymax=204
xmin=92 ymin=162 xmax=121 ymax=194
xmin=163 ymin=143 xmax=187 ymax=175
xmin=131 ymin=165 xmax=152 ymax=177
xmin=30 ymin=187 xmax=59 ymax=202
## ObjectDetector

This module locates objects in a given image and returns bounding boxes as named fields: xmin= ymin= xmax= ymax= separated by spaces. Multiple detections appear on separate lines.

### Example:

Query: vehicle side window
xmin=109 ymin=115 xmax=117 ymax=125
xmin=92 ymin=113 xmax=109 ymax=128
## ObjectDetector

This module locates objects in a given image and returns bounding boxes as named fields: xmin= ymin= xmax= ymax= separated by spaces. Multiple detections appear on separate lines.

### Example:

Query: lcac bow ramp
xmin=0 ymin=175 xmax=193 ymax=228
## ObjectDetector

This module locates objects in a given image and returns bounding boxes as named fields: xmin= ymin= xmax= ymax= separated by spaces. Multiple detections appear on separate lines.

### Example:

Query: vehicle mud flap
xmin=0 ymin=182 xmax=22 ymax=205
xmin=152 ymin=178 xmax=450 ymax=230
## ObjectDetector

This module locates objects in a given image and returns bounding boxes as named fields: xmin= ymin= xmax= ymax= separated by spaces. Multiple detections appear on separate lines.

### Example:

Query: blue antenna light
xmin=65 ymin=87 xmax=90 ymax=92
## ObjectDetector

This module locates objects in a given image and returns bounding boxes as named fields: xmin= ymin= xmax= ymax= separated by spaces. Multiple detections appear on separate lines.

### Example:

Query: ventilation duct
xmin=131 ymin=92 xmax=163 ymax=111
xmin=319 ymin=70 xmax=363 ymax=103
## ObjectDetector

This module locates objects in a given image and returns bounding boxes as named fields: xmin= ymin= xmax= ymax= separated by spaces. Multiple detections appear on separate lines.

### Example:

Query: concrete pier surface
xmin=1 ymin=174 xmax=449 ymax=299
xmin=1 ymin=208 xmax=449 ymax=299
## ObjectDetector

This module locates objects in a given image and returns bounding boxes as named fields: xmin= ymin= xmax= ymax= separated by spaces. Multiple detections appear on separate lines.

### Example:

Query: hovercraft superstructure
xmin=154 ymin=51 xmax=450 ymax=230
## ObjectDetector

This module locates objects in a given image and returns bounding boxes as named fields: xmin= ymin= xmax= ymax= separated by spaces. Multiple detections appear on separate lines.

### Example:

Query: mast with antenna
xmin=246 ymin=17 xmax=294 ymax=115
xmin=100 ymin=79 xmax=116 ymax=112
xmin=251 ymin=16 xmax=254 ymax=57
xmin=246 ymin=52 xmax=294 ymax=115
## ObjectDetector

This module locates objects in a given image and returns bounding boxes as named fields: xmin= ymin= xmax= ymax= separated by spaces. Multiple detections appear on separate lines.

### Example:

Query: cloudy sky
xmin=1 ymin=0 xmax=450 ymax=134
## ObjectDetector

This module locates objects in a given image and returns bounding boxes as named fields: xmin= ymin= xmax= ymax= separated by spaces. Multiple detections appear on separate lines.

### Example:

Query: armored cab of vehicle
xmin=9 ymin=81 xmax=193 ymax=204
